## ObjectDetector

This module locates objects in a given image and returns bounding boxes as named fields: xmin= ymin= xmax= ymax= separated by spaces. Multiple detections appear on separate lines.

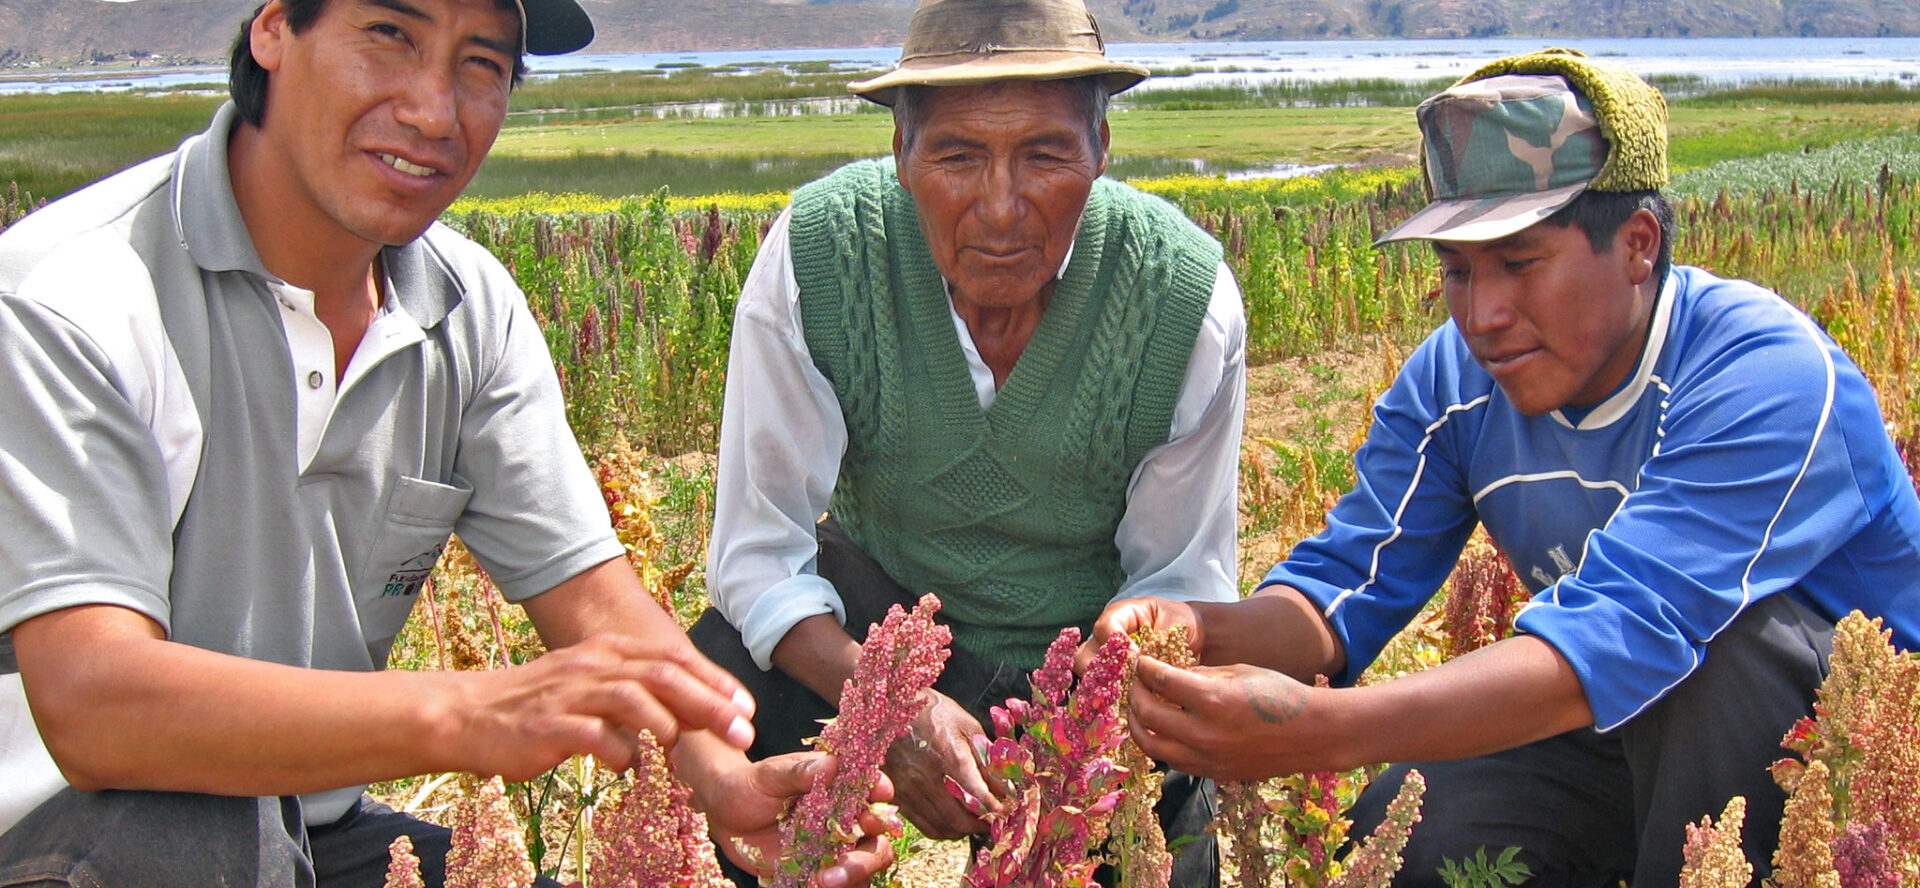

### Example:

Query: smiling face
xmin=1435 ymin=209 xmax=1662 ymax=416
xmin=894 ymin=80 xmax=1109 ymax=312
xmin=243 ymin=0 xmax=517 ymax=251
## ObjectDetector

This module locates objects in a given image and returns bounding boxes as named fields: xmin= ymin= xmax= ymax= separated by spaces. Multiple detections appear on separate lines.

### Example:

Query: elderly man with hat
xmin=691 ymin=0 xmax=1244 ymax=883
xmin=1089 ymin=49 xmax=1920 ymax=882
xmin=0 ymin=0 xmax=899 ymax=884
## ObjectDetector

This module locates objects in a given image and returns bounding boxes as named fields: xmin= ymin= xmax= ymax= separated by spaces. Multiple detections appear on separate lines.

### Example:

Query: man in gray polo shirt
xmin=0 ymin=0 xmax=892 ymax=885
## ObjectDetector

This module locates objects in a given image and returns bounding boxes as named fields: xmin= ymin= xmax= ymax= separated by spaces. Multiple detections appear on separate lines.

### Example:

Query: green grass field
xmin=6 ymin=74 xmax=1916 ymax=203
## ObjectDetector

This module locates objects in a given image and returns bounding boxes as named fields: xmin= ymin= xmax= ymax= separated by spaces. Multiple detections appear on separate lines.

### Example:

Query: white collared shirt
xmin=708 ymin=208 xmax=1248 ymax=669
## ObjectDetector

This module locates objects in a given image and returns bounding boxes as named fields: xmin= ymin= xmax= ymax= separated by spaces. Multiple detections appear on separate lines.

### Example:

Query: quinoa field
xmin=2 ymin=75 xmax=1918 ymax=886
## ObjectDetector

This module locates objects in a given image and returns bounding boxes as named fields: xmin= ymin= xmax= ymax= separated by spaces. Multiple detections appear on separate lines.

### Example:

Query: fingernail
xmin=734 ymin=688 xmax=757 ymax=718
xmin=725 ymin=715 xmax=755 ymax=748
xmin=815 ymin=866 xmax=847 ymax=888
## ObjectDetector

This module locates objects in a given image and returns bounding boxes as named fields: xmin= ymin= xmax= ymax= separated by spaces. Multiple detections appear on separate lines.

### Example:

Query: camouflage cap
xmin=1375 ymin=73 xmax=1608 ymax=244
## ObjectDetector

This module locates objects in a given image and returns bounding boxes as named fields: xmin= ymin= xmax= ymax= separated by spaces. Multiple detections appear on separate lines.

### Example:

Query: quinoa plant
xmin=1110 ymin=626 xmax=1198 ymax=888
xmin=383 ymin=835 xmax=425 ymax=888
xmin=1440 ymin=537 xmax=1529 ymax=659
xmin=446 ymin=775 xmax=537 ymax=888
xmin=1677 ymin=796 xmax=1750 ymax=888
xmin=1327 ymin=769 xmax=1425 ymax=888
xmin=774 ymin=593 xmax=950 ymax=888
xmin=954 ymin=629 xmax=1134 ymax=888
xmin=1769 ymin=611 xmax=1920 ymax=883
xmin=591 ymin=730 xmax=730 ymax=887
xmin=1211 ymin=676 xmax=1360 ymax=888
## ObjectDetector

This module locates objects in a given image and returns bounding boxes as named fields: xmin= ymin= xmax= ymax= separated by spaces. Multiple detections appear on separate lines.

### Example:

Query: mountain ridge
xmin=4 ymin=0 xmax=1916 ymax=67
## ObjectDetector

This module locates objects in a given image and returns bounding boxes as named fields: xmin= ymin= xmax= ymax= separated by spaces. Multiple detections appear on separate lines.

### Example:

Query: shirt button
xmin=307 ymin=371 xmax=324 ymax=390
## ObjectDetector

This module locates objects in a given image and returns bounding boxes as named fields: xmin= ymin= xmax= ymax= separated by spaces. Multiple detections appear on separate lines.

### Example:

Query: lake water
xmin=7 ymin=36 xmax=1920 ymax=96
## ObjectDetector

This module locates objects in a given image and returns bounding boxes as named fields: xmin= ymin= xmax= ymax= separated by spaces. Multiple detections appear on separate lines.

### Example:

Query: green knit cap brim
xmin=1456 ymin=48 xmax=1669 ymax=193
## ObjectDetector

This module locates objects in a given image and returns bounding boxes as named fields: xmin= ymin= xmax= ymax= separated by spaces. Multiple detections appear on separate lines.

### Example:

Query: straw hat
xmin=849 ymin=0 xmax=1150 ymax=107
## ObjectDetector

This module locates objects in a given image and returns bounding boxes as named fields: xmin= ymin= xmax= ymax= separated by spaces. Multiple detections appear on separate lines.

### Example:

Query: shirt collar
xmin=1550 ymin=270 xmax=1678 ymax=431
xmin=173 ymin=102 xmax=272 ymax=278
xmin=171 ymin=102 xmax=459 ymax=330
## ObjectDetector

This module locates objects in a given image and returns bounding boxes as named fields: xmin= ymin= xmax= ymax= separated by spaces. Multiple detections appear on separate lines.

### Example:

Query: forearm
xmin=1193 ymin=584 xmax=1346 ymax=680
xmin=16 ymin=604 xmax=463 ymax=795
xmin=769 ymin=612 xmax=863 ymax=705
xmin=523 ymin=556 xmax=687 ymax=650
xmin=1331 ymin=635 xmax=1593 ymax=768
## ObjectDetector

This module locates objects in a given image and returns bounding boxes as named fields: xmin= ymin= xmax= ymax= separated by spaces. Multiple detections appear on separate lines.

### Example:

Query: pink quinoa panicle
xmin=1328 ymin=769 xmax=1425 ymax=888
xmin=592 ymin=729 xmax=730 ymax=887
xmin=1676 ymin=796 xmax=1751 ymax=888
xmin=960 ymin=629 xmax=1135 ymax=888
xmin=382 ymin=834 xmax=425 ymax=888
xmin=445 ymin=775 xmax=535 ymax=888
xmin=773 ymin=593 xmax=951 ymax=888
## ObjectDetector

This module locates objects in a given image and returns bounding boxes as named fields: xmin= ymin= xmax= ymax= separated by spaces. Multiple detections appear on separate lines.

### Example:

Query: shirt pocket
xmin=357 ymin=474 xmax=473 ymax=647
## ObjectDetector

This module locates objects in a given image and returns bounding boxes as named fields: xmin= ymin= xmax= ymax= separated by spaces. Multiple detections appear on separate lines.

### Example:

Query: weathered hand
xmin=1127 ymin=655 xmax=1336 ymax=782
xmin=449 ymin=633 xmax=755 ymax=783
xmin=707 ymin=753 xmax=898 ymax=888
xmin=1078 ymin=597 xmax=1204 ymax=674
xmin=884 ymin=688 xmax=995 ymax=839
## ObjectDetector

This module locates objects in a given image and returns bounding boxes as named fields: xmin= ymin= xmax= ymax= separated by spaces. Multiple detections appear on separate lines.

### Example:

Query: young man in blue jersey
xmin=1088 ymin=49 xmax=1920 ymax=884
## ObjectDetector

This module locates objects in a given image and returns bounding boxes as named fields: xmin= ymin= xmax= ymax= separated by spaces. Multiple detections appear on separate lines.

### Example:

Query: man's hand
xmin=1078 ymin=597 xmax=1204 ymax=673
xmin=705 ymin=753 xmax=898 ymax=888
xmin=1126 ymin=655 xmax=1347 ymax=781
xmin=885 ymin=688 xmax=997 ymax=839
xmin=447 ymin=633 xmax=756 ymax=783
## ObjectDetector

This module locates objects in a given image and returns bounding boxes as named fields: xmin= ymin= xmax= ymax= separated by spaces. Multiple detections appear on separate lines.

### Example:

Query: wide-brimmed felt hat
xmin=1376 ymin=48 xmax=1669 ymax=245
xmin=849 ymin=0 xmax=1150 ymax=107
xmin=514 ymin=0 xmax=594 ymax=55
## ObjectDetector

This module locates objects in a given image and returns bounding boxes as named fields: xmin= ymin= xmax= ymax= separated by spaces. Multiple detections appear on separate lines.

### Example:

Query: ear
xmin=250 ymin=0 xmax=293 ymax=73
xmin=1619 ymin=207 xmax=1661 ymax=287
xmin=1094 ymin=119 xmax=1111 ymax=178
xmin=892 ymin=125 xmax=912 ymax=195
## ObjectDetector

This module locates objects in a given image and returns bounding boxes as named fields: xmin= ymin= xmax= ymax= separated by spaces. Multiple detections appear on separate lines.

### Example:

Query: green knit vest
xmin=789 ymin=158 xmax=1221 ymax=669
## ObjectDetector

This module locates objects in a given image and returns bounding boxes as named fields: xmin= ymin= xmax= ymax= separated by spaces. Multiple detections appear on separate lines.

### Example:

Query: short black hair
xmin=1540 ymin=189 xmax=1676 ymax=282
xmin=228 ymin=0 xmax=527 ymax=129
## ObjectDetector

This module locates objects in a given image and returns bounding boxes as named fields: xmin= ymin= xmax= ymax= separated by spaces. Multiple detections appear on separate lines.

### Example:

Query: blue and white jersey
xmin=1262 ymin=265 xmax=1920 ymax=730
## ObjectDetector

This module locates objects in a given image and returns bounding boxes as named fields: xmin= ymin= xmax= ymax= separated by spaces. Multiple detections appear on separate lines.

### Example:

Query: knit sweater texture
xmin=789 ymin=158 xmax=1220 ymax=668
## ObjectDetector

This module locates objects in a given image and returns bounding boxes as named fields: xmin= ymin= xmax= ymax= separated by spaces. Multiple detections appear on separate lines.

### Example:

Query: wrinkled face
xmin=1435 ymin=213 xmax=1660 ymax=416
xmin=249 ymin=0 xmax=517 ymax=247
xmin=894 ymin=81 xmax=1109 ymax=310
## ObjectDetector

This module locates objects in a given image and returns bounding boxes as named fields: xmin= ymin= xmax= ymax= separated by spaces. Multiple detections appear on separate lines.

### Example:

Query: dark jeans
xmin=690 ymin=518 xmax=1220 ymax=888
xmin=1344 ymin=592 xmax=1834 ymax=887
xmin=0 ymin=791 xmax=563 ymax=888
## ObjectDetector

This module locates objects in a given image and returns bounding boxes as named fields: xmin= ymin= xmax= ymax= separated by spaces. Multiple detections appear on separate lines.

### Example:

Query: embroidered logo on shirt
xmin=380 ymin=545 xmax=445 ymax=599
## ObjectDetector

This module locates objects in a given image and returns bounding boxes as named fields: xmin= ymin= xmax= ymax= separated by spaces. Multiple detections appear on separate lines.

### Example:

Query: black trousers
xmin=1344 ymin=592 xmax=1835 ymax=887
xmin=690 ymin=518 xmax=1220 ymax=888
xmin=0 ymin=790 xmax=564 ymax=888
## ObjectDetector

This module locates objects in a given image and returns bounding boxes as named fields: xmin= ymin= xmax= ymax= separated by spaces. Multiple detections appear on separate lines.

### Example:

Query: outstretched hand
xmin=708 ymin=752 xmax=898 ymax=888
xmin=447 ymin=632 xmax=756 ymax=783
xmin=885 ymin=688 xmax=998 ymax=839
xmin=1077 ymin=597 xmax=1204 ymax=674
xmin=1127 ymin=655 xmax=1339 ymax=782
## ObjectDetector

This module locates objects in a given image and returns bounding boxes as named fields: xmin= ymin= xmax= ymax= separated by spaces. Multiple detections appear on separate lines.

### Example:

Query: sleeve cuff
xmin=0 ymin=579 xmax=173 ymax=642
xmin=739 ymin=573 xmax=845 ymax=671
xmin=494 ymin=536 xmax=629 ymax=603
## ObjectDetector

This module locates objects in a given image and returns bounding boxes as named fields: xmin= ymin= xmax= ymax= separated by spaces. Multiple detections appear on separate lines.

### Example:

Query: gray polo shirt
xmin=0 ymin=103 xmax=624 ymax=832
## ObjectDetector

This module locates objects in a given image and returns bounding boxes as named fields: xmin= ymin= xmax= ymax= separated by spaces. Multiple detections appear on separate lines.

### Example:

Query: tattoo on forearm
xmin=1243 ymin=674 xmax=1308 ymax=725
